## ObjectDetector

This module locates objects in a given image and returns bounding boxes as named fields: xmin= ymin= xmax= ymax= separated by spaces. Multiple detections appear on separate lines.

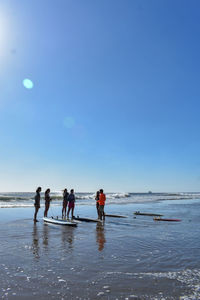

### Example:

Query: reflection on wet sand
xmin=32 ymin=222 xmax=76 ymax=260
xmin=32 ymin=224 xmax=40 ymax=259
xmin=96 ymin=223 xmax=106 ymax=251
xmin=61 ymin=227 xmax=75 ymax=250
xmin=43 ymin=223 xmax=49 ymax=248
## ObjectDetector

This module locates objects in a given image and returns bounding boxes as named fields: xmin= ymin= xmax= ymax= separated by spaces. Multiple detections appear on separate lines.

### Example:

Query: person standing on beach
xmin=99 ymin=189 xmax=106 ymax=221
xmin=95 ymin=190 xmax=100 ymax=219
xmin=44 ymin=188 xmax=51 ymax=217
xmin=67 ymin=189 xmax=75 ymax=220
xmin=34 ymin=187 xmax=42 ymax=222
xmin=62 ymin=188 xmax=69 ymax=219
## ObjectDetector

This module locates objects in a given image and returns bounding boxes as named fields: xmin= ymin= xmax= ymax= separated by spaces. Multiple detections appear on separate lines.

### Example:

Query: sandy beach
xmin=0 ymin=197 xmax=200 ymax=299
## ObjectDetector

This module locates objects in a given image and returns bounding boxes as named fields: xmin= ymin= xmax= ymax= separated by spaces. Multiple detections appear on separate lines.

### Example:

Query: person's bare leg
xmin=62 ymin=207 xmax=64 ymax=218
xmin=96 ymin=205 xmax=100 ymax=219
xmin=34 ymin=207 xmax=39 ymax=222
xmin=99 ymin=206 xmax=102 ymax=220
xmin=44 ymin=204 xmax=49 ymax=217
xmin=64 ymin=207 xmax=66 ymax=218
xmin=103 ymin=207 xmax=105 ymax=220
xmin=98 ymin=207 xmax=101 ymax=219
xmin=46 ymin=205 xmax=49 ymax=217
xmin=71 ymin=207 xmax=74 ymax=219
xmin=67 ymin=207 xmax=70 ymax=219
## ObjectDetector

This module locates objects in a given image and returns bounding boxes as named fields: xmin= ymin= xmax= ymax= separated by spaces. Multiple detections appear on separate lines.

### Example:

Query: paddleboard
xmin=134 ymin=211 xmax=163 ymax=217
xmin=73 ymin=216 xmax=102 ymax=223
xmin=43 ymin=217 xmax=77 ymax=226
xmin=154 ymin=218 xmax=181 ymax=222
xmin=105 ymin=214 xmax=127 ymax=218
xmin=58 ymin=218 xmax=82 ymax=224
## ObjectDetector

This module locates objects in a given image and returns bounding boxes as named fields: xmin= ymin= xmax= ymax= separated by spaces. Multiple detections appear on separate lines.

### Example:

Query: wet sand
xmin=0 ymin=199 xmax=200 ymax=299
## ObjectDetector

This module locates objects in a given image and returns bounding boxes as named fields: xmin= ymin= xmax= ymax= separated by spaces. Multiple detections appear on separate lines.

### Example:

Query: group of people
xmin=62 ymin=188 xmax=76 ymax=219
xmin=34 ymin=187 xmax=75 ymax=222
xmin=33 ymin=187 xmax=106 ymax=222
xmin=95 ymin=189 xmax=106 ymax=220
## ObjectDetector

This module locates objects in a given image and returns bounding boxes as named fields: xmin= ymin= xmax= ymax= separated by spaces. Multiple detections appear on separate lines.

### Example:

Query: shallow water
xmin=1 ymin=191 xmax=200 ymax=208
xmin=0 ymin=199 xmax=200 ymax=299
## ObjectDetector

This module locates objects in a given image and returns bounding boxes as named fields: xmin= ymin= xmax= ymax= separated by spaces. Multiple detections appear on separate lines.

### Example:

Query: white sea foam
xmin=0 ymin=192 xmax=199 ymax=208
xmin=144 ymin=269 xmax=200 ymax=300
xmin=106 ymin=269 xmax=200 ymax=299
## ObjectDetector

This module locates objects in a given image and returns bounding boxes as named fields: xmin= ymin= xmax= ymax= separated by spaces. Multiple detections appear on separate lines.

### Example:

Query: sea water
xmin=0 ymin=191 xmax=200 ymax=208
xmin=0 ymin=193 xmax=200 ymax=299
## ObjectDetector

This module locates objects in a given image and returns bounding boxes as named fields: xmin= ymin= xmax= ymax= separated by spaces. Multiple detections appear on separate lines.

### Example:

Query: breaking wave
xmin=0 ymin=192 xmax=200 ymax=208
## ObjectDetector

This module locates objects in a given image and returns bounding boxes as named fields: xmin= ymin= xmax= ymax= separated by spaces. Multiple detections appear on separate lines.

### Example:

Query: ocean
xmin=0 ymin=192 xmax=200 ymax=299
xmin=0 ymin=191 xmax=200 ymax=208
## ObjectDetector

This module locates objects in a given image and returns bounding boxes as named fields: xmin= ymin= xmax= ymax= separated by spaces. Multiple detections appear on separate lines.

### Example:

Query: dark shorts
xmin=68 ymin=202 xmax=75 ymax=209
xmin=99 ymin=205 xmax=104 ymax=213
xmin=34 ymin=203 xmax=40 ymax=208
xmin=45 ymin=202 xmax=50 ymax=209
xmin=96 ymin=202 xmax=99 ymax=209
xmin=63 ymin=200 xmax=68 ymax=208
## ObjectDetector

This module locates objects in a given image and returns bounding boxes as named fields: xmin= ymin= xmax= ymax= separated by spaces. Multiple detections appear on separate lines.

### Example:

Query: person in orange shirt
xmin=99 ymin=189 xmax=106 ymax=221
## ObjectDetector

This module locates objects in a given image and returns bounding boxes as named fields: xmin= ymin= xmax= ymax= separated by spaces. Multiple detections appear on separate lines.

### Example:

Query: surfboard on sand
xmin=134 ymin=211 xmax=163 ymax=217
xmin=43 ymin=217 xmax=78 ymax=226
xmin=154 ymin=217 xmax=181 ymax=222
xmin=58 ymin=217 xmax=82 ymax=224
xmin=105 ymin=214 xmax=127 ymax=218
xmin=73 ymin=216 xmax=102 ymax=223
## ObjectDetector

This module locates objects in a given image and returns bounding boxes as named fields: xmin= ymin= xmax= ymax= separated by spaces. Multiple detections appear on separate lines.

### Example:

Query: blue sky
xmin=0 ymin=0 xmax=200 ymax=192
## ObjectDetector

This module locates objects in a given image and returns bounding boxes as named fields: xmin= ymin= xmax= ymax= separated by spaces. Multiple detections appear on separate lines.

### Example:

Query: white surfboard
xmin=58 ymin=217 xmax=82 ymax=224
xmin=43 ymin=217 xmax=77 ymax=226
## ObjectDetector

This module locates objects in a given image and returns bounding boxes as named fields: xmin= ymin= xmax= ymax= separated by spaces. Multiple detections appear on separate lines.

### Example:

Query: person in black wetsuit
xmin=34 ymin=187 xmax=42 ymax=222
xmin=95 ymin=191 xmax=100 ymax=219
xmin=44 ymin=188 xmax=51 ymax=217
xmin=62 ymin=188 xmax=69 ymax=219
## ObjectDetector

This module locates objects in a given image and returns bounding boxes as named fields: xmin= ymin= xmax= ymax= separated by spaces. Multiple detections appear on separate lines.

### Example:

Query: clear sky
xmin=0 ymin=0 xmax=200 ymax=192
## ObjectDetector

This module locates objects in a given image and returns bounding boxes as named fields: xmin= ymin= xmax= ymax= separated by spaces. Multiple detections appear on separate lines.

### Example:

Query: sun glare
xmin=23 ymin=78 xmax=34 ymax=89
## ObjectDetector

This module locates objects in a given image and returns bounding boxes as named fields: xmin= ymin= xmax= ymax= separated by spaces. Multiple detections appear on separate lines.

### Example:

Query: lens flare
xmin=23 ymin=79 xmax=34 ymax=89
